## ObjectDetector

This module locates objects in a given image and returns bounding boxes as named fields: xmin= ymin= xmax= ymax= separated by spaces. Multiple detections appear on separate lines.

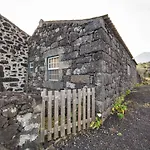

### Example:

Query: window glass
xmin=47 ymin=56 xmax=59 ymax=80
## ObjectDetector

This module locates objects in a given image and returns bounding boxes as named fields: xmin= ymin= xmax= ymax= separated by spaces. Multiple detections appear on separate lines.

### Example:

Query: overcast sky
xmin=0 ymin=0 xmax=150 ymax=57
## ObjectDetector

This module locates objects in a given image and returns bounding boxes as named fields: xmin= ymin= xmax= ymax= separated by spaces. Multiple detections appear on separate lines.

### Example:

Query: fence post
xmin=92 ymin=88 xmax=96 ymax=121
xmin=40 ymin=89 xmax=46 ymax=143
xmin=54 ymin=91 xmax=59 ymax=139
xmin=82 ymin=88 xmax=86 ymax=129
xmin=67 ymin=89 xmax=71 ymax=135
xmin=61 ymin=90 xmax=65 ymax=137
xmin=87 ymin=88 xmax=91 ymax=127
xmin=73 ymin=89 xmax=77 ymax=134
xmin=48 ymin=91 xmax=52 ymax=141
xmin=78 ymin=89 xmax=82 ymax=131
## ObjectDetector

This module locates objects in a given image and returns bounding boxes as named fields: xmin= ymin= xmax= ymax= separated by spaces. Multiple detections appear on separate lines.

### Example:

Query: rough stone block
xmin=66 ymin=81 xmax=75 ymax=89
xmin=84 ymin=18 xmax=104 ymax=32
xmin=80 ymin=39 xmax=105 ymax=55
xmin=71 ymin=75 xmax=90 ymax=84
xmin=95 ymin=101 xmax=104 ymax=113
xmin=2 ymin=106 xmax=17 ymax=118
xmin=73 ymin=34 xmax=93 ymax=46
xmin=0 ymin=66 xmax=4 ymax=77
xmin=59 ymin=60 xmax=72 ymax=69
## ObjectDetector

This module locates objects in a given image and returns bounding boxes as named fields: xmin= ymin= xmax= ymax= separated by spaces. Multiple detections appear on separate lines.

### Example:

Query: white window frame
xmin=29 ymin=62 xmax=34 ymax=69
xmin=47 ymin=56 xmax=59 ymax=81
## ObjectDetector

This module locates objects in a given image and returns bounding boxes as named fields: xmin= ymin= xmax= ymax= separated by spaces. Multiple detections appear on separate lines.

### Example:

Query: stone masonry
xmin=0 ymin=14 xmax=29 ymax=92
xmin=29 ymin=15 xmax=139 ymax=114
xmin=0 ymin=91 xmax=42 ymax=150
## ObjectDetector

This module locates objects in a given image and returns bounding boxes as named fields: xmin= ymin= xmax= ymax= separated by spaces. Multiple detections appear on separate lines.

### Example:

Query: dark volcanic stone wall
xmin=29 ymin=16 xmax=139 ymax=113
xmin=0 ymin=92 xmax=41 ymax=150
xmin=0 ymin=14 xmax=29 ymax=92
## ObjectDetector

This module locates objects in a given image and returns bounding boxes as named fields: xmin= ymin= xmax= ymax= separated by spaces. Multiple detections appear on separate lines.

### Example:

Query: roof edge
xmin=102 ymin=15 xmax=137 ymax=65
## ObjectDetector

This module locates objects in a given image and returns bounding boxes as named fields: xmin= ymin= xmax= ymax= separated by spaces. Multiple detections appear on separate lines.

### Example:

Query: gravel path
xmin=53 ymin=85 xmax=150 ymax=150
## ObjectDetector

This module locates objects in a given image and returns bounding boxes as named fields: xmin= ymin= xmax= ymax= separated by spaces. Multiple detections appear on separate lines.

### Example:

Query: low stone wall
xmin=0 ymin=92 xmax=42 ymax=150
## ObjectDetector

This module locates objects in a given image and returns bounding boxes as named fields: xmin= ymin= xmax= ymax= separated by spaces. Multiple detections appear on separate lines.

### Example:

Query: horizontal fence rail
xmin=40 ymin=87 xmax=95 ymax=142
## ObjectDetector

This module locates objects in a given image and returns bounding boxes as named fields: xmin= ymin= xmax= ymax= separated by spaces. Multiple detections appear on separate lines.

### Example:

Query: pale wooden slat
xmin=41 ymin=87 xmax=95 ymax=142
xmin=40 ymin=89 xmax=46 ymax=142
xmin=87 ymin=88 xmax=91 ymax=128
xmin=82 ymin=88 xmax=86 ymax=129
xmin=47 ymin=90 xmax=52 ymax=141
xmin=92 ymin=88 xmax=96 ymax=121
xmin=78 ymin=89 xmax=82 ymax=131
xmin=72 ymin=89 xmax=77 ymax=134
xmin=54 ymin=91 xmax=59 ymax=139
xmin=67 ymin=89 xmax=71 ymax=134
xmin=61 ymin=90 xmax=65 ymax=137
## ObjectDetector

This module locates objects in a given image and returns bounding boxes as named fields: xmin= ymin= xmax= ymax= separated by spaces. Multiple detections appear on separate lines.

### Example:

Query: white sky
xmin=0 ymin=0 xmax=150 ymax=57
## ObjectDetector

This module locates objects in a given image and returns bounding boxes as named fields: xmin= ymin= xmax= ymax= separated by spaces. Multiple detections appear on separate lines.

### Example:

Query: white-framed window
xmin=47 ymin=56 xmax=59 ymax=80
xmin=127 ymin=65 xmax=131 ymax=76
xmin=29 ymin=62 xmax=34 ymax=72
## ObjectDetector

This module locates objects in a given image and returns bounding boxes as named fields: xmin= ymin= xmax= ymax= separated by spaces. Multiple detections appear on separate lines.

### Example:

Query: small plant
xmin=90 ymin=113 xmax=103 ymax=129
xmin=125 ymin=89 xmax=131 ymax=96
xmin=135 ymin=83 xmax=142 ymax=87
xmin=111 ymin=94 xmax=128 ymax=119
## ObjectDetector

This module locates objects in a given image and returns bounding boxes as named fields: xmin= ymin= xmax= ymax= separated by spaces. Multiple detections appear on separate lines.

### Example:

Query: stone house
xmin=28 ymin=14 xmax=138 ymax=112
xmin=0 ymin=14 xmax=29 ymax=92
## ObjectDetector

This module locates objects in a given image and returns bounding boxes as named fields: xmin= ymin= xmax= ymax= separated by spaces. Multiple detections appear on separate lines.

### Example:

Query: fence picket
xmin=41 ymin=87 xmax=96 ymax=142
xmin=73 ymin=89 xmax=77 ymax=134
xmin=87 ymin=88 xmax=91 ymax=127
xmin=40 ymin=89 xmax=46 ymax=143
xmin=82 ymin=88 xmax=86 ymax=129
xmin=67 ymin=89 xmax=71 ymax=134
xmin=92 ymin=88 xmax=95 ymax=121
xmin=48 ymin=91 xmax=52 ymax=141
xmin=61 ymin=90 xmax=65 ymax=137
xmin=54 ymin=91 xmax=59 ymax=139
xmin=78 ymin=89 xmax=82 ymax=131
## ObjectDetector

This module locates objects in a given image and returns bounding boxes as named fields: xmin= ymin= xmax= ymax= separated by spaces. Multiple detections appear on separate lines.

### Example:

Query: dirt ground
xmin=53 ymin=85 xmax=150 ymax=150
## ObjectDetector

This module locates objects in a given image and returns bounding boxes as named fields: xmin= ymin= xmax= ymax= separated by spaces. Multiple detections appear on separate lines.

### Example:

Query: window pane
xmin=47 ymin=56 xmax=59 ymax=80
xmin=48 ymin=56 xmax=59 ymax=70
xmin=48 ymin=69 xmax=59 ymax=80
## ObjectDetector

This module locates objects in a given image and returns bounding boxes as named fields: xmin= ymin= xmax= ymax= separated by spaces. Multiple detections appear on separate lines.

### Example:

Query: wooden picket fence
xmin=40 ymin=87 xmax=95 ymax=142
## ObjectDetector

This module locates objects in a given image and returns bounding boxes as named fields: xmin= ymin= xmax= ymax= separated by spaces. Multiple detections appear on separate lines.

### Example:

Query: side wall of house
xmin=0 ymin=14 xmax=29 ymax=92
xmin=29 ymin=17 xmax=139 ymax=112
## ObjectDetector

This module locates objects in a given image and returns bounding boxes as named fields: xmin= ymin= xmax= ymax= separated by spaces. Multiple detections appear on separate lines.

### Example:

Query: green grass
xmin=137 ymin=62 xmax=150 ymax=85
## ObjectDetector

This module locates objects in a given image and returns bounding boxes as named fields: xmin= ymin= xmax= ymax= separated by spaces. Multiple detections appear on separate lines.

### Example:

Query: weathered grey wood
xmin=67 ymin=89 xmax=71 ymax=134
xmin=61 ymin=90 xmax=65 ymax=137
xmin=54 ymin=91 xmax=59 ymax=139
xmin=87 ymin=88 xmax=91 ymax=127
xmin=78 ymin=89 xmax=82 ymax=131
xmin=92 ymin=88 xmax=96 ymax=121
xmin=73 ymin=89 xmax=77 ymax=134
xmin=41 ymin=87 xmax=96 ymax=142
xmin=82 ymin=88 xmax=86 ymax=129
xmin=40 ymin=89 xmax=46 ymax=143
xmin=48 ymin=91 xmax=52 ymax=141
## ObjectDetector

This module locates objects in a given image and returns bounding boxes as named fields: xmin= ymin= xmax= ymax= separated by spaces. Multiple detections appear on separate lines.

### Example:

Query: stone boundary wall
xmin=0 ymin=14 xmax=29 ymax=92
xmin=28 ymin=16 xmax=139 ymax=113
xmin=0 ymin=92 xmax=42 ymax=150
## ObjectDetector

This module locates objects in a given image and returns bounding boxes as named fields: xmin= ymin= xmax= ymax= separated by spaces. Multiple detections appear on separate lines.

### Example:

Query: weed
xmin=135 ymin=83 xmax=143 ymax=87
xmin=125 ymin=89 xmax=131 ymax=96
xmin=90 ymin=113 xmax=103 ymax=129
xmin=111 ymin=89 xmax=131 ymax=119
